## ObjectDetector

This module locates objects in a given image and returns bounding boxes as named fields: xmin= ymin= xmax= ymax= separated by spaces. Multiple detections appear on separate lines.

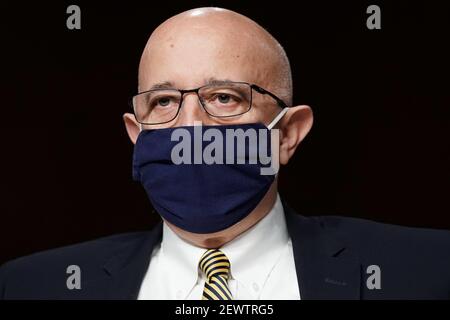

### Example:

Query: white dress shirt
xmin=137 ymin=193 xmax=301 ymax=300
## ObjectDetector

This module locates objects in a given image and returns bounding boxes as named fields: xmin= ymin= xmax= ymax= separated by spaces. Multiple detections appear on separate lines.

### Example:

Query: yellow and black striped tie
xmin=199 ymin=249 xmax=233 ymax=300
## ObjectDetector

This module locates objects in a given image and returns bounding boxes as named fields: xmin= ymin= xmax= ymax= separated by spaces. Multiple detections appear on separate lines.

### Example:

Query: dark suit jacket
xmin=1 ymin=201 xmax=450 ymax=299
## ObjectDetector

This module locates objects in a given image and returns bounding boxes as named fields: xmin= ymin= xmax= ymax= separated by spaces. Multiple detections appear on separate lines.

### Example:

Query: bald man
xmin=1 ymin=7 xmax=450 ymax=300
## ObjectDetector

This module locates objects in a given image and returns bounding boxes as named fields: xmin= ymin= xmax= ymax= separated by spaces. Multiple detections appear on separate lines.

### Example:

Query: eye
xmin=157 ymin=97 xmax=171 ymax=107
xmin=200 ymin=88 xmax=245 ymax=109
xmin=150 ymin=95 xmax=179 ymax=108
xmin=217 ymin=94 xmax=231 ymax=104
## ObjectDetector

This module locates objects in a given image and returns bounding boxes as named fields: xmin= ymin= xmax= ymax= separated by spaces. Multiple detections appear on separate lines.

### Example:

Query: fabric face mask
xmin=132 ymin=109 xmax=288 ymax=234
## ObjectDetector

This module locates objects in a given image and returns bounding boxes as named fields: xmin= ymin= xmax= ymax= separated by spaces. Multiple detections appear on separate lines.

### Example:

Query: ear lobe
xmin=278 ymin=105 xmax=313 ymax=165
xmin=123 ymin=113 xmax=141 ymax=144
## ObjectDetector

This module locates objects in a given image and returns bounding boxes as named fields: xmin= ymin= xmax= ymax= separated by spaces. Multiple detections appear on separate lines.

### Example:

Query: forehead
xmin=138 ymin=19 xmax=275 ymax=92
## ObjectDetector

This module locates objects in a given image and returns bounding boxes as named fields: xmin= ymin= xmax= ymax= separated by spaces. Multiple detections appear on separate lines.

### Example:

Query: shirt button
xmin=252 ymin=283 xmax=259 ymax=292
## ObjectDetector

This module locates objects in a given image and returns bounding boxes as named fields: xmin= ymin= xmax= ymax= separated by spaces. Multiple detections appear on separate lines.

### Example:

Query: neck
xmin=165 ymin=180 xmax=278 ymax=248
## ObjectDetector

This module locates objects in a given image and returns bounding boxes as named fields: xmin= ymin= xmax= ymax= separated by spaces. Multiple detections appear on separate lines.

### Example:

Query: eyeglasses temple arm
xmin=251 ymin=84 xmax=289 ymax=109
xmin=267 ymin=107 xmax=289 ymax=130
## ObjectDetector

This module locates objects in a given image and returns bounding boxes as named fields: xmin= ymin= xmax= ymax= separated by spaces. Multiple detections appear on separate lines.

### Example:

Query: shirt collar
xmin=160 ymin=221 xmax=205 ymax=298
xmin=220 ymin=193 xmax=289 ymax=293
xmin=160 ymin=193 xmax=289 ymax=298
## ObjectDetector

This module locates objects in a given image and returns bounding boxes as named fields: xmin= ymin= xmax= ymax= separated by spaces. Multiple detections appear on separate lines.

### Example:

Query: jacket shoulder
xmin=320 ymin=215 xmax=450 ymax=296
xmin=320 ymin=215 xmax=450 ymax=255
xmin=0 ymin=232 xmax=149 ymax=299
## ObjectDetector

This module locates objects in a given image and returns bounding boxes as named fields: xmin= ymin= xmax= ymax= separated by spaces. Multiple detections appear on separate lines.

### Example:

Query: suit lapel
xmin=283 ymin=201 xmax=361 ymax=299
xmin=95 ymin=201 xmax=360 ymax=300
xmin=101 ymin=222 xmax=163 ymax=299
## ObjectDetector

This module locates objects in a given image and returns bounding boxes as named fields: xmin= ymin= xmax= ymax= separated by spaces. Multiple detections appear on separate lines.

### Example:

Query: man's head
xmin=124 ymin=7 xmax=313 ymax=247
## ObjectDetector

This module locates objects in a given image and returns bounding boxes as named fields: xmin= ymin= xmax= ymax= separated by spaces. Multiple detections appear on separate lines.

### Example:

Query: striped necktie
xmin=199 ymin=249 xmax=233 ymax=300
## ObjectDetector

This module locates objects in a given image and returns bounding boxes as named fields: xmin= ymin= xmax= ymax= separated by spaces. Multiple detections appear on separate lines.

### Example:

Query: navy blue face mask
xmin=132 ymin=110 xmax=287 ymax=234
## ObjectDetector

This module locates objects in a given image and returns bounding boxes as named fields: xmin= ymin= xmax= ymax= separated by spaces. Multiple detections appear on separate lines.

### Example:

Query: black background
xmin=1 ymin=1 xmax=449 ymax=265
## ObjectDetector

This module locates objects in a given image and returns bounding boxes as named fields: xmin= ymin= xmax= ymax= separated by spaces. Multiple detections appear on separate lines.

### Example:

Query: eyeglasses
xmin=130 ymin=81 xmax=288 ymax=125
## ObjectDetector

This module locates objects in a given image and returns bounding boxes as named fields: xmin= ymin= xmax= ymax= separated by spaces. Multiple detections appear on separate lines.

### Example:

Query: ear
xmin=123 ymin=113 xmax=141 ymax=144
xmin=278 ymin=105 xmax=313 ymax=165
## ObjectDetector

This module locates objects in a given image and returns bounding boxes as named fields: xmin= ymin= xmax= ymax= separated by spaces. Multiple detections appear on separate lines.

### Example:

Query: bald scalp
xmin=139 ymin=7 xmax=293 ymax=106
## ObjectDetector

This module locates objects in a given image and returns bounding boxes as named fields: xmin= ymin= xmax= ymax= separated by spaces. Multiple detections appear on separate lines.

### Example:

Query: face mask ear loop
xmin=267 ymin=107 xmax=289 ymax=130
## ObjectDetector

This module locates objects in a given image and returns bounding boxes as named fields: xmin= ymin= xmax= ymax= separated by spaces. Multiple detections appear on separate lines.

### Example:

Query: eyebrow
xmin=204 ymin=77 xmax=235 ymax=86
xmin=146 ymin=77 xmax=236 ymax=91
xmin=148 ymin=81 xmax=175 ymax=90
